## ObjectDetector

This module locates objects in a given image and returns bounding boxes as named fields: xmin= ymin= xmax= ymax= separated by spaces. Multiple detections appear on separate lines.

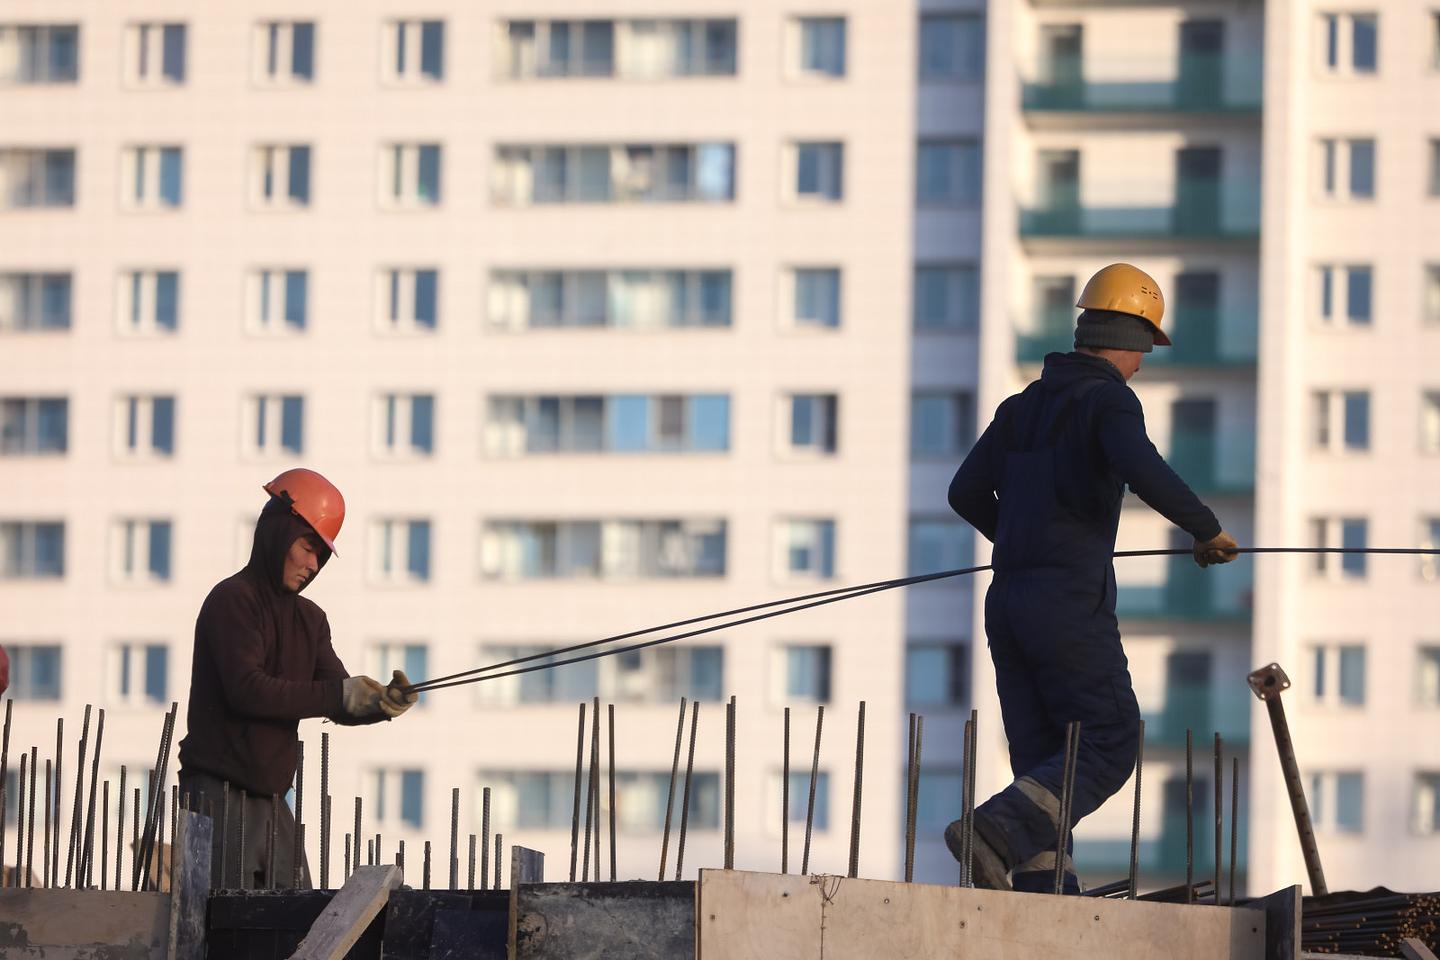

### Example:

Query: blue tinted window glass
xmin=687 ymin=395 xmax=729 ymax=451
xmin=1335 ymin=773 xmax=1363 ymax=831
xmin=1348 ymin=140 xmax=1374 ymax=198
xmin=1346 ymin=266 xmax=1371 ymax=323
xmin=119 ymin=645 xmax=132 ymax=697
xmin=1350 ymin=16 xmax=1377 ymax=72
xmin=159 ymin=148 xmax=182 ymax=206
xmin=144 ymin=645 xmax=167 ymax=702
xmin=280 ymin=396 xmax=303 ymax=452
xmin=418 ymin=146 xmax=441 ymax=203
xmin=35 ymin=522 xmax=64 ymax=576
xmin=1340 ymin=520 xmax=1367 ymax=576
xmin=411 ymin=395 xmax=434 ymax=453
xmin=292 ymin=23 xmax=315 ymax=79
xmin=403 ymin=646 xmax=427 ymax=684
xmin=148 ymin=521 xmax=171 ymax=579
xmin=37 ymin=399 xmax=67 ymax=453
xmin=40 ymin=274 xmax=71 ymax=329
xmin=161 ymin=25 xmax=185 ymax=82
xmin=1338 ymin=647 xmax=1365 ymax=705
xmin=155 ymin=272 xmax=179 ymax=330
xmin=695 ymin=144 xmax=735 ymax=201
xmin=407 ymin=521 xmax=431 ymax=580
xmin=689 ymin=648 xmax=724 ymax=700
xmin=420 ymin=22 xmax=444 ymax=79
xmin=817 ymin=522 xmax=836 ymax=577
xmin=400 ymin=770 xmax=424 ymax=828
xmin=288 ymin=146 xmax=310 ymax=203
xmin=44 ymin=150 xmax=74 ymax=206
xmin=608 ymin=395 xmax=650 ymax=452
xmin=1342 ymin=392 xmax=1369 ymax=450
xmin=414 ymin=270 xmax=438 ymax=326
xmin=284 ymin=271 xmax=307 ymax=328
xmin=152 ymin=396 xmax=175 ymax=454
xmin=1320 ymin=266 xmax=1333 ymax=318
xmin=50 ymin=27 xmax=79 ymax=82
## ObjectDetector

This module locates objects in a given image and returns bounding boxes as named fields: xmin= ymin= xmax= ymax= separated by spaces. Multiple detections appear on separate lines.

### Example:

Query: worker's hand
xmin=340 ymin=675 xmax=388 ymax=719
xmin=1193 ymin=530 xmax=1240 ymax=568
xmin=381 ymin=670 xmax=418 ymax=718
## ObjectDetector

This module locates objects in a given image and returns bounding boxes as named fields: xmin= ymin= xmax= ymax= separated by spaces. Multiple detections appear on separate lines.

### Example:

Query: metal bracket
xmin=1247 ymin=663 xmax=1291 ymax=701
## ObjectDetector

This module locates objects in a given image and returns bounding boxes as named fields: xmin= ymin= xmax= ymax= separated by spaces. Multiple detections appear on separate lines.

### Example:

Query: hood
xmin=245 ymin=495 xmax=330 ymax=598
xmin=1039 ymin=351 xmax=1125 ymax=394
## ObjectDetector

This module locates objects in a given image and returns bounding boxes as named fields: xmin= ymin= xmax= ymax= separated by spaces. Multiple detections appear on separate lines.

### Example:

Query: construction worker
xmin=177 ymin=468 xmax=418 ymax=889
xmin=944 ymin=264 xmax=1238 ymax=893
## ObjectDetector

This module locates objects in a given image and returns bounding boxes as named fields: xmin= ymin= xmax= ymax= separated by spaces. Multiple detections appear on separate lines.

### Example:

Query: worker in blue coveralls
xmin=944 ymin=263 xmax=1239 ymax=893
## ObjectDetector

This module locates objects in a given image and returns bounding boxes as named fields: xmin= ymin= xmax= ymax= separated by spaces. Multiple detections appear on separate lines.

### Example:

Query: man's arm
xmin=948 ymin=411 xmax=1004 ymax=543
xmin=203 ymin=592 xmax=344 ymax=721
xmin=312 ymin=615 xmax=389 ymax=726
xmin=1094 ymin=386 xmax=1222 ymax=542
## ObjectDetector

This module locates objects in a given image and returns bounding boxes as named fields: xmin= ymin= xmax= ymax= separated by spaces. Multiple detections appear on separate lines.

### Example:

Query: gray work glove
xmin=341 ymin=675 xmax=388 ymax=719
xmin=381 ymin=670 xmax=419 ymax=718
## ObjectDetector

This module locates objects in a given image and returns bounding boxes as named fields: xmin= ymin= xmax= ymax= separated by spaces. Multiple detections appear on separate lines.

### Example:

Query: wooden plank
xmin=511 ymin=881 xmax=695 ymax=960
xmin=168 ymin=809 xmax=213 ymax=960
xmin=1401 ymin=937 xmax=1440 ymax=960
xmin=288 ymin=864 xmax=401 ymax=960
xmin=697 ymin=870 xmax=1267 ymax=960
xmin=1244 ymin=886 xmax=1302 ymax=960
xmin=0 ymin=890 xmax=169 ymax=958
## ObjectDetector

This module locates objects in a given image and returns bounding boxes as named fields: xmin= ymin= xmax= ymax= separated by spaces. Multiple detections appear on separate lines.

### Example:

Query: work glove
xmin=381 ymin=669 xmax=419 ymax=718
xmin=340 ymin=675 xmax=388 ymax=720
xmin=1193 ymin=530 xmax=1240 ymax=568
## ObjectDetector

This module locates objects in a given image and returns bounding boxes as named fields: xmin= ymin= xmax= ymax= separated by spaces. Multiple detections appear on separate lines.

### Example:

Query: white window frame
xmin=0 ymin=272 xmax=71 ymax=332
xmin=769 ymin=642 xmax=833 ymax=705
xmin=1313 ymin=263 xmax=1373 ymax=326
xmin=1306 ymin=641 xmax=1367 ymax=707
xmin=788 ymin=141 xmax=844 ymax=204
xmin=1309 ymin=388 xmax=1370 ymax=453
xmin=113 ymin=395 xmax=176 ymax=460
xmin=774 ymin=518 xmax=837 ymax=582
xmin=369 ymin=767 xmax=426 ymax=829
xmin=777 ymin=393 xmax=839 ymax=458
xmin=115 ymin=269 xmax=180 ymax=336
xmin=1315 ymin=12 xmax=1379 ymax=76
xmin=0 ymin=147 xmax=75 ymax=209
xmin=1413 ymin=772 xmax=1440 ymax=835
xmin=120 ymin=145 xmax=182 ymax=211
xmin=242 ymin=393 xmax=304 ymax=459
xmin=249 ymin=144 xmax=310 ymax=210
xmin=1309 ymin=516 xmax=1368 ymax=580
xmin=1418 ymin=644 xmax=1440 ymax=706
xmin=1309 ymin=770 xmax=1365 ymax=834
xmin=380 ymin=143 xmax=441 ymax=209
xmin=1 ymin=396 xmax=67 ymax=456
xmin=252 ymin=20 xmax=315 ymax=86
xmin=109 ymin=517 xmax=172 ymax=586
xmin=372 ymin=393 xmax=436 ymax=459
xmin=107 ymin=641 xmax=168 ymax=707
xmin=783 ymin=267 xmax=842 ymax=331
xmin=374 ymin=268 xmax=440 ymax=333
xmin=787 ymin=16 xmax=846 ymax=81
xmin=1315 ymin=137 xmax=1376 ymax=201
xmin=0 ymin=24 xmax=80 ymax=85
xmin=366 ymin=641 xmax=427 ymax=705
xmin=123 ymin=22 xmax=185 ymax=88
xmin=369 ymin=518 xmax=432 ymax=585
xmin=244 ymin=268 xmax=308 ymax=335
xmin=381 ymin=19 xmax=443 ymax=85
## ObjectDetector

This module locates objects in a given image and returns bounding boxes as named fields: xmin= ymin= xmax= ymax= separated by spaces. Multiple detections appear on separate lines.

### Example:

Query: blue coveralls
xmin=948 ymin=352 xmax=1222 ymax=892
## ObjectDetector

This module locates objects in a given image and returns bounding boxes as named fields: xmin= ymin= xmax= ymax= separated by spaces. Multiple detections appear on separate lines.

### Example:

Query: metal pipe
xmin=659 ymin=698 xmax=686 ymax=881
xmin=1247 ymin=664 xmax=1327 ymax=895
xmin=236 ymin=788 xmax=246 ymax=892
xmin=1185 ymin=729 xmax=1194 ymax=904
xmin=1129 ymin=718 xmax=1145 ymax=899
xmin=493 ymin=833 xmax=502 ymax=890
xmin=293 ymin=740 xmax=304 ymax=890
xmin=782 ymin=707 xmax=791 ymax=875
xmin=570 ymin=701 xmax=586 ymax=882
xmin=847 ymin=701 xmax=865 ymax=879
xmin=450 ymin=787 xmax=459 ymax=890
xmin=724 ymin=697 xmax=735 ymax=870
xmin=320 ymin=731 xmax=330 ymax=889
xmin=608 ymin=703 xmax=617 ymax=882
xmin=368 ymin=839 xmax=374 ymax=869
xmin=801 ymin=704 xmax=823 ymax=876
xmin=81 ymin=709 xmax=105 ymax=887
xmin=1054 ymin=722 xmax=1078 ymax=896
xmin=675 ymin=700 xmax=699 ymax=881
xmin=374 ymin=833 xmax=380 ymax=867
xmin=481 ymin=787 xmax=491 ymax=891
xmin=1229 ymin=756 xmax=1239 ymax=906
xmin=1213 ymin=733 xmax=1223 ymax=906
xmin=67 ymin=705 xmax=91 ymax=887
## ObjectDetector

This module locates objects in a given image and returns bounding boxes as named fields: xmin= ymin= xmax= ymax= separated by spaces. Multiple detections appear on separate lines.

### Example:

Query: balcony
xmin=1144 ymin=680 xmax=1252 ymax=748
xmin=1022 ymin=55 xmax=1262 ymax=116
xmin=1016 ymin=307 xmax=1257 ymax=368
xmin=1019 ymin=178 xmax=1260 ymax=244
xmin=1117 ymin=554 xmax=1254 ymax=623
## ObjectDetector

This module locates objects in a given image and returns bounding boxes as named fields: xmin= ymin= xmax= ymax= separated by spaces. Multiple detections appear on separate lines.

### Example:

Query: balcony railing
xmin=1015 ymin=308 xmax=1258 ymax=367
xmin=1022 ymin=54 xmax=1262 ymax=114
xmin=1117 ymin=560 xmax=1253 ymax=622
xmin=1019 ymin=178 xmax=1261 ymax=241
xmin=1144 ymin=681 xmax=1252 ymax=748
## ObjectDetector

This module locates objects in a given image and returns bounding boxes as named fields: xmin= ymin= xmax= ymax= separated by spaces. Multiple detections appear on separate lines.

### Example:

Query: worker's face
xmin=282 ymin=534 xmax=323 ymax=592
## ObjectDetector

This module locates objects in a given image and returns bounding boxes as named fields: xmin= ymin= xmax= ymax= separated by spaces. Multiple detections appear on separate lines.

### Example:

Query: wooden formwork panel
xmin=697 ymin=870 xmax=1268 ymax=960
xmin=0 ymin=890 xmax=169 ymax=959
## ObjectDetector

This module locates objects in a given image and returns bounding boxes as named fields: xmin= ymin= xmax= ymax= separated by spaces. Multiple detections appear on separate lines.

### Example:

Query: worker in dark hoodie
xmin=177 ymin=468 xmax=418 ymax=889
xmin=944 ymin=264 xmax=1239 ymax=894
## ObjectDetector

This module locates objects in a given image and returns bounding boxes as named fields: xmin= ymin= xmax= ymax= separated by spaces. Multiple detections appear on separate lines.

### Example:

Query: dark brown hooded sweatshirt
xmin=178 ymin=497 xmax=380 ymax=796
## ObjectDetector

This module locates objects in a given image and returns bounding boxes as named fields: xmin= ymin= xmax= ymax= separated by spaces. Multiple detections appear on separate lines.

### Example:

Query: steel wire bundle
xmin=1302 ymin=889 xmax=1439 ymax=957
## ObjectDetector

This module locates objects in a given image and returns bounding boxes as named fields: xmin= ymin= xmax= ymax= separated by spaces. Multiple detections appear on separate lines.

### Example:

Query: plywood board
xmin=697 ymin=870 xmax=1267 ymax=960
xmin=511 ymin=881 xmax=695 ymax=960
xmin=0 ymin=890 xmax=169 ymax=959
xmin=288 ymin=864 xmax=400 ymax=960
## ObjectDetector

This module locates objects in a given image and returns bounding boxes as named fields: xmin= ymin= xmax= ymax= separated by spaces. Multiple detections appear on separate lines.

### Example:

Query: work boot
xmin=943 ymin=820 xmax=1012 ymax=891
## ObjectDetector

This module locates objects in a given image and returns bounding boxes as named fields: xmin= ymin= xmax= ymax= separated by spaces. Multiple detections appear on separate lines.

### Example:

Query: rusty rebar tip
xmin=1246 ymin=663 xmax=1291 ymax=701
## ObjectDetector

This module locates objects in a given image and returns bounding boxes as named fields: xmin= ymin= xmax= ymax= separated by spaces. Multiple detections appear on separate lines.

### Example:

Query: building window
xmin=111 ymin=518 xmax=172 ymax=585
xmin=906 ymin=641 xmax=968 ymax=708
xmin=914 ymin=264 xmax=978 ymax=331
xmin=0 ymin=521 xmax=64 ymax=578
xmin=1309 ymin=770 xmax=1364 ymax=833
xmin=1308 ymin=643 xmax=1366 ymax=706
xmin=244 ymin=394 xmax=304 ymax=457
xmin=1428 ymin=140 xmax=1440 ymax=197
xmin=1319 ymin=13 xmax=1377 ymax=74
xmin=1419 ymin=646 xmax=1440 ymax=705
xmin=919 ymin=14 xmax=985 ymax=81
xmin=254 ymin=21 xmax=315 ymax=84
xmin=0 ymin=24 xmax=79 ymax=84
xmin=500 ymin=19 xmax=734 ymax=79
xmin=794 ymin=17 xmax=845 ymax=78
xmin=485 ymin=394 xmax=729 ymax=455
xmin=382 ymin=144 xmax=441 ymax=208
xmin=1310 ymin=389 xmax=1370 ymax=452
xmin=1 ymin=397 xmax=67 ymax=455
xmin=482 ymin=519 xmax=726 ymax=580
xmin=114 ymin=395 xmax=176 ymax=459
xmin=781 ymin=394 xmax=839 ymax=457
xmin=1425 ymin=266 xmax=1440 ymax=326
xmin=251 ymin=144 xmax=310 ymax=209
xmin=792 ymin=141 xmax=843 ymax=203
xmin=478 ymin=644 xmax=724 ymax=706
xmin=1 ymin=148 xmax=75 ymax=209
xmin=246 ymin=269 xmax=307 ymax=334
xmin=4 ymin=644 xmax=61 ymax=699
xmin=788 ymin=268 xmax=841 ymax=329
xmin=121 ymin=146 xmax=182 ymax=210
xmin=771 ymin=771 xmax=830 ymax=831
xmin=917 ymin=139 xmax=981 ymax=206
xmin=117 ymin=270 xmax=180 ymax=336
xmin=911 ymin=392 xmax=975 ymax=459
xmin=373 ymin=393 xmax=435 ymax=458
xmin=1422 ymin=393 xmax=1440 ymax=454
xmin=1315 ymin=264 xmax=1371 ymax=325
xmin=109 ymin=642 xmax=167 ymax=706
xmin=1420 ymin=518 xmax=1440 ymax=580
xmin=371 ymin=769 xmax=425 ymax=829
xmin=367 ymin=642 xmax=428 ymax=701
xmin=1317 ymin=138 xmax=1375 ymax=200
xmin=370 ymin=519 xmax=432 ymax=584
xmin=908 ymin=519 xmax=973 ymax=576
xmin=125 ymin=23 xmax=185 ymax=87
xmin=1310 ymin=516 xmax=1367 ymax=579
xmin=0 ymin=272 xmax=71 ymax=332
xmin=383 ymin=19 xmax=443 ymax=84
xmin=1414 ymin=773 xmax=1440 ymax=835
xmin=489 ymin=269 xmax=732 ymax=330
xmin=480 ymin=770 xmax=719 ymax=833
xmin=492 ymin=143 xmax=736 ymax=205
xmin=777 ymin=519 xmax=836 ymax=580
xmin=375 ymin=268 xmax=438 ymax=333
xmin=772 ymin=644 xmax=832 ymax=704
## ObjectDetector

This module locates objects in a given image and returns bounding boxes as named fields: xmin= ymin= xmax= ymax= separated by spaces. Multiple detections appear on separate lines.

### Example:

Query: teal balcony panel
xmin=1143 ymin=683 xmax=1252 ymax=748
xmin=1022 ymin=55 xmax=1262 ymax=114
xmin=1019 ymin=179 xmax=1261 ymax=242
xmin=1015 ymin=311 xmax=1258 ymax=368
xmin=1169 ymin=427 xmax=1255 ymax=495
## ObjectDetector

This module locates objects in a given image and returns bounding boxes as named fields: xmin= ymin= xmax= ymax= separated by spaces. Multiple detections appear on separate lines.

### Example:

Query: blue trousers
xmin=974 ymin=571 xmax=1141 ymax=893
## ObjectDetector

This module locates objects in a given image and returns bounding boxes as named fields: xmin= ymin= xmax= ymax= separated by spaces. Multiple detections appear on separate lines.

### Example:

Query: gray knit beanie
xmin=1073 ymin=309 xmax=1156 ymax=353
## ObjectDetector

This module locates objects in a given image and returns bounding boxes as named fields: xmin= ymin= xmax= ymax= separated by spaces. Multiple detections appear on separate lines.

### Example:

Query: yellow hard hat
xmin=1076 ymin=263 xmax=1169 ymax=346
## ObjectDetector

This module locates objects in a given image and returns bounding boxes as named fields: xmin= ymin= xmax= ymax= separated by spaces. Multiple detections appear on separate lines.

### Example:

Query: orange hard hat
xmin=262 ymin=468 xmax=345 ymax=555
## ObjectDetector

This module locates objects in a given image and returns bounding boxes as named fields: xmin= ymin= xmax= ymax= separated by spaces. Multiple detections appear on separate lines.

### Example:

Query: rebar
xmin=468 ymin=834 xmax=476 ymax=891
xmin=1054 ymin=722 xmax=1079 ymax=896
xmin=1229 ymin=757 xmax=1239 ymax=906
xmin=16 ymin=750 xmax=28 ymax=887
xmin=237 ymin=788 xmax=247 ymax=892
xmin=724 ymin=697 xmax=736 ymax=870
xmin=481 ymin=787 xmax=491 ymax=890
xmin=170 ymin=785 xmax=178 ymax=891
xmin=368 ymin=839 xmax=374 ymax=868
xmin=1185 ymin=729 xmax=1194 ymax=904
xmin=319 ymin=732 xmax=330 ymax=889
xmin=344 ymin=833 xmax=351 ymax=880
xmin=51 ymin=716 xmax=61 ymax=887
xmin=138 ymin=704 xmax=177 ymax=891
xmin=67 ymin=705 xmax=90 ymax=887
xmin=1213 ymin=733 xmax=1223 ymax=906
xmin=1129 ymin=718 xmax=1145 ymax=899
xmin=659 ymin=698 xmax=686 ymax=881
xmin=450 ymin=787 xmax=459 ymax=890
xmin=115 ymin=767 xmax=127 ymax=892
xmin=608 ymin=703 xmax=617 ymax=882
xmin=493 ymin=833 xmax=502 ymax=889
xmin=782 ymin=707 xmax=791 ymax=875
xmin=397 ymin=840 xmax=405 ymax=877
xmin=267 ymin=794 xmax=278 ymax=889
xmin=675 ymin=700 xmax=699 ymax=881
xmin=101 ymin=780 xmax=108 ymax=891
xmin=570 ymin=701 xmax=586 ymax=882
xmin=801 ymin=704 xmax=823 ymax=876
xmin=374 ymin=833 xmax=380 ymax=866
xmin=26 ymin=746 xmax=37 ymax=887
xmin=43 ymin=758 xmax=52 ymax=887
xmin=581 ymin=708 xmax=596 ymax=882
xmin=0 ymin=701 xmax=11 ymax=884
xmin=293 ymin=740 xmax=304 ymax=890
xmin=847 ymin=701 xmax=865 ymax=879
xmin=352 ymin=796 xmax=362 ymax=881
xmin=131 ymin=786 xmax=141 ymax=891
xmin=961 ymin=713 xmax=977 ymax=887
xmin=905 ymin=713 xmax=922 ymax=883
xmin=81 ymin=709 xmax=105 ymax=887
xmin=219 ymin=781 xmax=229 ymax=889
xmin=589 ymin=696 xmax=601 ymax=882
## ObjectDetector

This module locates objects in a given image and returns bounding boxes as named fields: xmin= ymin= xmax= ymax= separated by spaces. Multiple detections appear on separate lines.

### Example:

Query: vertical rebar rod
xmin=847 ymin=701 xmax=865 ymax=879
xmin=138 ymin=704 xmax=177 ymax=891
xmin=801 ymin=704 xmax=823 ymax=876
xmin=374 ymin=833 xmax=380 ymax=867
xmin=343 ymin=833 xmax=351 ymax=882
xmin=1129 ymin=718 xmax=1145 ymax=899
xmin=0 ymin=700 xmax=11 ymax=884
xmin=67 ymin=705 xmax=91 ymax=887
xmin=321 ymin=795 xmax=331 ymax=889
xmin=267 ymin=793 xmax=278 ymax=890
xmin=905 ymin=713 xmax=920 ymax=883
xmin=423 ymin=840 xmax=431 ymax=889
xmin=101 ymin=780 xmax=108 ymax=891
xmin=293 ymin=740 xmax=304 ymax=890
xmin=218 ymin=781 xmax=229 ymax=890
xmin=50 ymin=716 xmax=60 ymax=888
xmin=1214 ymin=733 xmax=1223 ymax=905
xmin=397 ymin=840 xmax=405 ymax=878
xmin=352 ymin=796 xmax=362 ymax=881
xmin=449 ymin=787 xmax=459 ymax=889
xmin=81 ymin=709 xmax=105 ymax=887
xmin=967 ymin=710 xmax=980 ymax=887
xmin=43 ymin=758 xmax=52 ymax=888
xmin=588 ymin=696 xmax=601 ymax=881
xmin=481 ymin=787 xmax=491 ymax=891
xmin=608 ymin=703 xmax=617 ymax=882
xmin=367 ymin=839 xmax=374 ymax=868
xmin=675 ymin=700 xmax=699 ymax=881
xmin=170 ymin=785 xmax=178 ymax=891
xmin=1229 ymin=756 xmax=1239 ymax=906
xmin=16 ymin=750 xmax=28 ymax=887
xmin=581 ymin=711 xmax=595 ymax=883
xmin=1185 ymin=729 xmax=1194 ymax=905
xmin=468 ymin=834 xmax=476 ymax=891
xmin=724 ymin=697 xmax=735 ymax=870
xmin=960 ymin=715 xmax=974 ymax=886
xmin=319 ymin=732 xmax=330 ymax=889
xmin=782 ymin=707 xmax=791 ymax=875
xmin=570 ymin=701 xmax=585 ymax=882
xmin=493 ymin=833 xmax=501 ymax=890
xmin=659 ymin=698 xmax=686 ymax=881
xmin=26 ymin=746 xmax=37 ymax=887
xmin=131 ymin=787 xmax=141 ymax=891
xmin=1054 ymin=722 xmax=1079 ymax=896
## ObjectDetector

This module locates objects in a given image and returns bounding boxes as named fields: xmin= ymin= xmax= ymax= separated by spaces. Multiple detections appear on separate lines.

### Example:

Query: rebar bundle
xmin=1302 ymin=890 xmax=1439 ymax=957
